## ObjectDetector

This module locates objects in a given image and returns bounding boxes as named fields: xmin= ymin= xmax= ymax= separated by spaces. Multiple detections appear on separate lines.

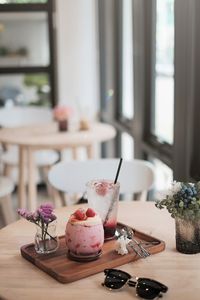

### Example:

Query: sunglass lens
xmin=104 ymin=269 xmax=130 ymax=290
xmin=138 ymin=278 xmax=168 ymax=293
xmin=136 ymin=278 xmax=165 ymax=299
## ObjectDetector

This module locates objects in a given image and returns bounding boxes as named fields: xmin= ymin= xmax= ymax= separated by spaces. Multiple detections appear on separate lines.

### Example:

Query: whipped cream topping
xmin=69 ymin=214 xmax=102 ymax=226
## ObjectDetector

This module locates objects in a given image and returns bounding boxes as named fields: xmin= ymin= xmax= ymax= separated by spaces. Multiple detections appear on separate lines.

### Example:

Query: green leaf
xmin=179 ymin=201 xmax=184 ymax=208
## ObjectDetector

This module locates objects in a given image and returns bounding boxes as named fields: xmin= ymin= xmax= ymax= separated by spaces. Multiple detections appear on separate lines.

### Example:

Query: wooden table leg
xmin=27 ymin=147 xmax=37 ymax=211
xmin=3 ymin=164 xmax=12 ymax=178
xmin=1 ymin=195 xmax=16 ymax=225
xmin=72 ymin=147 xmax=78 ymax=160
xmin=18 ymin=146 xmax=27 ymax=209
xmin=86 ymin=144 xmax=94 ymax=158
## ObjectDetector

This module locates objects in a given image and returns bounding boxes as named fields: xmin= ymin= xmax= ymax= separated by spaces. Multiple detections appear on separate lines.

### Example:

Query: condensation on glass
xmin=153 ymin=0 xmax=174 ymax=144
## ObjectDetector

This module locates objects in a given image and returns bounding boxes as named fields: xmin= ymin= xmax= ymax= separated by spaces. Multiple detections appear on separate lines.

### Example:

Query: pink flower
xmin=17 ymin=208 xmax=27 ymax=217
xmin=17 ymin=203 xmax=57 ymax=245
xmin=17 ymin=208 xmax=35 ymax=222
xmin=17 ymin=202 xmax=57 ymax=224
xmin=53 ymin=105 xmax=73 ymax=121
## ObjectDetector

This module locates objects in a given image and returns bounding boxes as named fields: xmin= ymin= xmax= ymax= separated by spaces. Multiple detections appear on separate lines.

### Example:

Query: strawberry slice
xmin=74 ymin=208 xmax=87 ymax=220
xmin=86 ymin=208 xmax=96 ymax=217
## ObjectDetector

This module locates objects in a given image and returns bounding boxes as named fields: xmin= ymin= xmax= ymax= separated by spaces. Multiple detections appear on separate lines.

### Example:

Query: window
xmin=0 ymin=0 xmax=56 ymax=107
xmin=152 ymin=0 xmax=174 ymax=144
xmin=0 ymin=12 xmax=50 ymax=67
xmin=121 ymin=0 xmax=134 ymax=121
xmin=0 ymin=0 xmax=47 ymax=3
xmin=150 ymin=157 xmax=173 ymax=196
xmin=132 ymin=0 xmax=175 ymax=174
xmin=98 ymin=0 xmax=200 ymax=187
xmin=0 ymin=73 xmax=50 ymax=107
xmin=121 ymin=132 xmax=134 ymax=160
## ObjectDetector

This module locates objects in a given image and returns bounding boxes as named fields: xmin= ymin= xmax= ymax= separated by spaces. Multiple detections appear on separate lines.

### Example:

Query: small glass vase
xmin=175 ymin=217 xmax=200 ymax=254
xmin=34 ymin=221 xmax=59 ymax=254
xmin=58 ymin=119 xmax=68 ymax=132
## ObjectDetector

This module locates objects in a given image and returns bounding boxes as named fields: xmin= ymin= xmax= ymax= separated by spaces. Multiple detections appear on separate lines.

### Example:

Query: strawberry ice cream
xmin=65 ymin=208 xmax=104 ymax=259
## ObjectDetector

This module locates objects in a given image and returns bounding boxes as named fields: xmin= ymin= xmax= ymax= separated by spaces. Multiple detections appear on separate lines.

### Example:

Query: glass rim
xmin=86 ymin=179 xmax=120 ymax=188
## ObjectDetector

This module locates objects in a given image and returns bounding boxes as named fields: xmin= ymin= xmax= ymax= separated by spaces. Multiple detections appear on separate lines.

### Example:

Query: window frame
xmin=0 ymin=0 xmax=57 ymax=107
xmin=133 ymin=0 xmax=198 ymax=181
xmin=98 ymin=0 xmax=199 ymax=182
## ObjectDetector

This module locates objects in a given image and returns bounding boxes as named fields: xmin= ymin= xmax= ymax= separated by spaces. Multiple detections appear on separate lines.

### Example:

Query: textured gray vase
xmin=175 ymin=217 xmax=200 ymax=254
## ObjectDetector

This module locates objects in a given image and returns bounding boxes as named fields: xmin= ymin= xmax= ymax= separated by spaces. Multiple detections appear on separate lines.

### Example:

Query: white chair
xmin=0 ymin=176 xmax=15 ymax=225
xmin=48 ymin=159 xmax=155 ymax=204
xmin=0 ymin=106 xmax=59 ymax=185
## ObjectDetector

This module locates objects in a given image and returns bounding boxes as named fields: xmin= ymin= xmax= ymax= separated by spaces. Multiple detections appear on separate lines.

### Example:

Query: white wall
xmin=56 ymin=0 xmax=99 ymax=120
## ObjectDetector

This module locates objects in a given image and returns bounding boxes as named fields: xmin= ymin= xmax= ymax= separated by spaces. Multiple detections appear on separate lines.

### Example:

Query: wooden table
xmin=0 ymin=201 xmax=199 ymax=300
xmin=0 ymin=122 xmax=116 ymax=211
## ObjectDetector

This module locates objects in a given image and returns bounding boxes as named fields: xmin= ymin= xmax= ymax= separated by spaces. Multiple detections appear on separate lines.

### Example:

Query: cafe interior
xmin=0 ymin=1 xmax=200 ymax=300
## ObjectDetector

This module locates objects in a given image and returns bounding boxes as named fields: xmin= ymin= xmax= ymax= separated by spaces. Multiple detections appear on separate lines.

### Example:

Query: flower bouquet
xmin=156 ymin=181 xmax=200 ymax=254
xmin=53 ymin=105 xmax=73 ymax=131
xmin=18 ymin=203 xmax=59 ymax=254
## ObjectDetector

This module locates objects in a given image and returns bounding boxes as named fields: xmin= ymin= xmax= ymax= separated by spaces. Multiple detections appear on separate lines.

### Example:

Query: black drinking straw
xmin=114 ymin=157 xmax=123 ymax=184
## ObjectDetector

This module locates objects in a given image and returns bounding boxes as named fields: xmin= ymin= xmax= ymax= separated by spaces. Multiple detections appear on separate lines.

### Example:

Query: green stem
xmin=41 ymin=220 xmax=47 ymax=251
xmin=35 ymin=221 xmax=57 ymax=242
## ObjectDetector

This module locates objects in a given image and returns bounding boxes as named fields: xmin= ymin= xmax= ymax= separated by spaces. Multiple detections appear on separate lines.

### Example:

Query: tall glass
xmin=86 ymin=180 xmax=120 ymax=240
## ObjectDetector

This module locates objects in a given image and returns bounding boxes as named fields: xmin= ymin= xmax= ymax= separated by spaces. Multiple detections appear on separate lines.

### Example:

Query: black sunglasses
xmin=102 ymin=269 xmax=168 ymax=299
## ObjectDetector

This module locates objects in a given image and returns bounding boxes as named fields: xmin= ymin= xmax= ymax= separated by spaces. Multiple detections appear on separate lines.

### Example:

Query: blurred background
xmin=0 ymin=0 xmax=199 ymax=213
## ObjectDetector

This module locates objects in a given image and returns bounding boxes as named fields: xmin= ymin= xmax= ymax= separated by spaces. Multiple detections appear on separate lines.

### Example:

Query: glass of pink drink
xmin=86 ymin=180 xmax=120 ymax=240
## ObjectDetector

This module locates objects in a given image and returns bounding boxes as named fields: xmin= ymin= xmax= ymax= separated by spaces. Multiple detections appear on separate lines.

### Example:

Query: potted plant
xmin=53 ymin=105 xmax=73 ymax=131
xmin=18 ymin=203 xmax=59 ymax=254
xmin=156 ymin=181 xmax=200 ymax=254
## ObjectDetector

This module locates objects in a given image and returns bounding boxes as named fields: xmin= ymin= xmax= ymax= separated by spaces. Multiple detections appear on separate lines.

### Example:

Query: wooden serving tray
xmin=21 ymin=223 xmax=165 ymax=283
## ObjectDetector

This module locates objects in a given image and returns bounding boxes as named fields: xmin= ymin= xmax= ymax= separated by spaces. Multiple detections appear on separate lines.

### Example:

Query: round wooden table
xmin=0 ymin=122 xmax=116 ymax=210
xmin=0 ymin=201 xmax=199 ymax=300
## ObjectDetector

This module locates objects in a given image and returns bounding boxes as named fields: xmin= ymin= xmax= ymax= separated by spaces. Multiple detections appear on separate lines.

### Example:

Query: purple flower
xmin=35 ymin=202 xmax=57 ymax=224
xmin=50 ymin=214 xmax=57 ymax=221
xmin=32 ymin=211 xmax=39 ymax=221
xmin=17 ymin=208 xmax=36 ymax=222
xmin=17 ymin=208 xmax=28 ymax=218
xmin=17 ymin=202 xmax=57 ymax=244
xmin=17 ymin=202 xmax=57 ymax=224
xmin=25 ymin=212 xmax=35 ymax=222
xmin=39 ymin=203 xmax=54 ymax=211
